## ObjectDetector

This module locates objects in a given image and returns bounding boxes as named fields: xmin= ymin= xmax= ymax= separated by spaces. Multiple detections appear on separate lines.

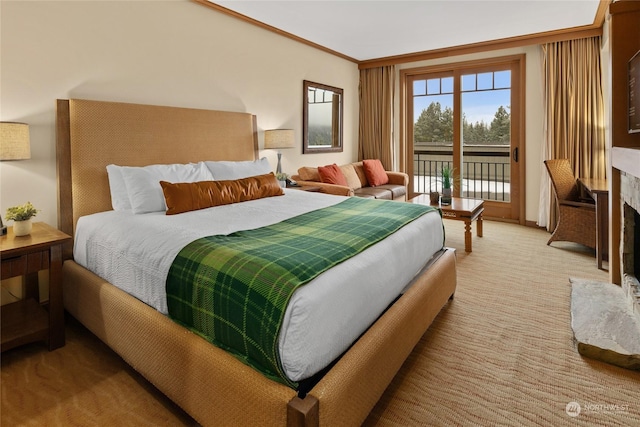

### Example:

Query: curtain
xmin=358 ymin=65 xmax=395 ymax=169
xmin=539 ymin=36 xmax=606 ymax=230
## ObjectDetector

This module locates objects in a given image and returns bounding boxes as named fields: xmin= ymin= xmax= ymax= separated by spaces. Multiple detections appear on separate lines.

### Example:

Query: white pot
xmin=278 ymin=180 xmax=286 ymax=188
xmin=13 ymin=219 xmax=32 ymax=236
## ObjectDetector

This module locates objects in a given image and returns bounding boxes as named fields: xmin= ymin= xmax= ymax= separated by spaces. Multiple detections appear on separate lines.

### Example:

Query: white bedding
xmin=74 ymin=190 xmax=444 ymax=382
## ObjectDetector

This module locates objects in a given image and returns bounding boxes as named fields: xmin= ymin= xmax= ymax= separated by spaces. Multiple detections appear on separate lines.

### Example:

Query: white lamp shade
xmin=264 ymin=129 xmax=295 ymax=149
xmin=0 ymin=122 xmax=31 ymax=160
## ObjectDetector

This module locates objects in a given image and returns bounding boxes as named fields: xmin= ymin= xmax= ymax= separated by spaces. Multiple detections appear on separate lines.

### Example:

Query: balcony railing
xmin=413 ymin=144 xmax=511 ymax=201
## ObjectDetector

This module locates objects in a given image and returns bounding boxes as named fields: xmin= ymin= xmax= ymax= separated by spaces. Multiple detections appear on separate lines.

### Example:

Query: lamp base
xmin=276 ymin=152 xmax=283 ymax=175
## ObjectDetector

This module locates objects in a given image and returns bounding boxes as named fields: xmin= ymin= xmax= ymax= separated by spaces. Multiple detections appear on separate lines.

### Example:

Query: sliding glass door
xmin=402 ymin=55 xmax=524 ymax=222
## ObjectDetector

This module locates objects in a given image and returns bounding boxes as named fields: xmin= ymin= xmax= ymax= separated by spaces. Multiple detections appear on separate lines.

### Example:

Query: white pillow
xmin=205 ymin=157 xmax=271 ymax=180
xmin=106 ymin=164 xmax=132 ymax=211
xmin=120 ymin=162 xmax=214 ymax=214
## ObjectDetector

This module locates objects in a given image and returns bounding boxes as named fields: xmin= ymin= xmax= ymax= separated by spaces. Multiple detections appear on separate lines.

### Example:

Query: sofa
xmin=291 ymin=161 xmax=408 ymax=201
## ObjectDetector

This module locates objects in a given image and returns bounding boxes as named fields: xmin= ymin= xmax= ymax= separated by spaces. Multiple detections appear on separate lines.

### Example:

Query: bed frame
xmin=56 ymin=98 xmax=457 ymax=426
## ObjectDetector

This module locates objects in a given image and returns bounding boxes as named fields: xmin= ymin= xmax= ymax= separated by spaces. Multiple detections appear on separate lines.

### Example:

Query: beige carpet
xmin=2 ymin=220 xmax=639 ymax=426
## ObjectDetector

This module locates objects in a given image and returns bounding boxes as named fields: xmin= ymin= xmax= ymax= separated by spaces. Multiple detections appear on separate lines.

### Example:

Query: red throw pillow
xmin=362 ymin=159 xmax=389 ymax=186
xmin=318 ymin=164 xmax=348 ymax=186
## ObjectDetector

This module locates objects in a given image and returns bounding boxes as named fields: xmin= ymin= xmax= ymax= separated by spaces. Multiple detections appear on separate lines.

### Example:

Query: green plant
xmin=5 ymin=202 xmax=39 ymax=221
xmin=275 ymin=172 xmax=288 ymax=181
xmin=441 ymin=165 xmax=454 ymax=189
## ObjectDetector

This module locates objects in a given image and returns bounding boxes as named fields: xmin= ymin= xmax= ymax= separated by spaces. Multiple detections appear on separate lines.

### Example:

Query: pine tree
xmin=415 ymin=103 xmax=510 ymax=145
xmin=464 ymin=120 xmax=490 ymax=144
xmin=414 ymin=102 xmax=453 ymax=144
xmin=489 ymin=106 xmax=510 ymax=144
xmin=441 ymin=106 xmax=453 ymax=143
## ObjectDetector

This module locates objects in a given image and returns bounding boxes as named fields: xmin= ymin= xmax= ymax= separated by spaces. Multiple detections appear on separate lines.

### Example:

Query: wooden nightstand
xmin=1 ymin=222 xmax=72 ymax=352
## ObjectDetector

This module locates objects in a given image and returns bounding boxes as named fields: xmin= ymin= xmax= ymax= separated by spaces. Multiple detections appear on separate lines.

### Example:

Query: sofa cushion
xmin=363 ymin=159 xmax=390 ymax=186
xmin=297 ymin=166 xmax=320 ymax=182
xmin=376 ymin=184 xmax=407 ymax=200
xmin=318 ymin=164 xmax=348 ymax=186
xmin=340 ymin=164 xmax=362 ymax=190
xmin=355 ymin=187 xmax=393 ymax=200
xmin=352 ymin=162 xmax=369 ymax=187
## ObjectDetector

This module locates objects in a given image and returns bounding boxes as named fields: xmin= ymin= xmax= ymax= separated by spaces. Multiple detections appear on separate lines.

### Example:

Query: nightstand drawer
xmin=1 ymin=251 xmax=49 ymax=279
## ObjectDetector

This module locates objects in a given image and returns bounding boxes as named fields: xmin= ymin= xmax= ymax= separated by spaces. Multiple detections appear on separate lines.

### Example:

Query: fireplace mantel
xmin=613 ymin=147 xmax=640 ymax=178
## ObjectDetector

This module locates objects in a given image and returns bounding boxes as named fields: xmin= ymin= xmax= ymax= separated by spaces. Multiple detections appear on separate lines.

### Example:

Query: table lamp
xmin=264 ymin=129 xmax=295 ymax=174
xmin=1 ymin=122 xmax=31 ymax=235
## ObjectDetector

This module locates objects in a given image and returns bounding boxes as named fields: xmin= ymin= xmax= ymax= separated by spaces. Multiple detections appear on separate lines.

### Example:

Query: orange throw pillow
xmin=362 ymin=159 xmax=389 ymax=186
xmin=318 ymin=164 xmax=348 ymax=186
xmin=160 ymin=173 xmax=283 ymax=215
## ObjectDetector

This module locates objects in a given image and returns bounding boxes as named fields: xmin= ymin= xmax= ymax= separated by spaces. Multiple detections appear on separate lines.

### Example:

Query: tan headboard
xmin=56 ymin=99 xmax=258 ymax=257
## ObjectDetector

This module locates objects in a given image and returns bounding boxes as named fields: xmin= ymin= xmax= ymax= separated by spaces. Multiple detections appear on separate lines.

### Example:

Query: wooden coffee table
xmin=410 ymin=194 xmax=484 ymax=252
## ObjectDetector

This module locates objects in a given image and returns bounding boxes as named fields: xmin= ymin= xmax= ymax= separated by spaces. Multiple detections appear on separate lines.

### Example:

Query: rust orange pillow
xmin=318 ymin=163 xmax=348 ymax=186
xmin=160 ymin=173 xmax=284 ymax=215
xmin=362 ymin=159 xmax=389 ymax=186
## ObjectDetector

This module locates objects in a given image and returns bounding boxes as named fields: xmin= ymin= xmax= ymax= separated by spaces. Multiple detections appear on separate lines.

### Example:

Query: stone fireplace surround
xmin=615 ymin=147 xmax=640 ymax=320
xmin=620 ymin=170 xmax=640 ymax=324
xmin=570 ymin=148 xmax=640 ymax=370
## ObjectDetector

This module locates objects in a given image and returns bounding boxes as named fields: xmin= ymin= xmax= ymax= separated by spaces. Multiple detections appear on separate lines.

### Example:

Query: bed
xmin=56 ymin=98 xmax=457 ymax=426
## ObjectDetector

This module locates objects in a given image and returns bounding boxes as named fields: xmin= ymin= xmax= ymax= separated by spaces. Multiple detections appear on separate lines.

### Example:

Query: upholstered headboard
xmin=56 ymin=99 xmax=258 ymax=256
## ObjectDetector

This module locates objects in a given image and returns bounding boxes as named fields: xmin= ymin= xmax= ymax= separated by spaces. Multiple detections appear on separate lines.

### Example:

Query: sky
xmin=413 ymin=71 xmax=511 ymax=125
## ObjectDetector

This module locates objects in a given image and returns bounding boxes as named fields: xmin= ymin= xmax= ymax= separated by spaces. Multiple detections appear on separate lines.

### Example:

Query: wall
xmin=395 ymin=45 xmax=545 ymax=224
xmin=0 ymin=0 xmax=360 ymax=228
xmin=610 ymin=0 xmax=640 ymax=150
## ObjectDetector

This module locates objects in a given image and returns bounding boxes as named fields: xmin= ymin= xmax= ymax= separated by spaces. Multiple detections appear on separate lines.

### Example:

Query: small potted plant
xmin=275 ymin=172 xmax=288 ymax=188
xmin=5 ymin=201 xmax=39 ymax=236
xmin=441 ymin=165 xmax=454 ymax=205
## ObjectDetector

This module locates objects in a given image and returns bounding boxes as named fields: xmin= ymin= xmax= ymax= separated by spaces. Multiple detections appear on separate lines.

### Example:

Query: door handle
xmin=512 ymin=147 xmax=519 ymax=163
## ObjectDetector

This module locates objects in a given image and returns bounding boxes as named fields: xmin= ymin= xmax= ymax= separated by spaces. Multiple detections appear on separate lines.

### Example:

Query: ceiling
xmin=210 ymin=0 xmax=604 ymax=63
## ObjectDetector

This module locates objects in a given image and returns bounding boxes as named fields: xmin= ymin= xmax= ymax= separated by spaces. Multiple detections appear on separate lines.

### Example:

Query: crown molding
xmin=195 ymin=0 xmax=609 ymax=70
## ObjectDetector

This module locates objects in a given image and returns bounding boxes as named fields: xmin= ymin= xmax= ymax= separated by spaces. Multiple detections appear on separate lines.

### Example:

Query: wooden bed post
xmin=56 ymin=99 xmax=73 ymax=260
xmin=287 ymin=395 xmax=319 ymax=427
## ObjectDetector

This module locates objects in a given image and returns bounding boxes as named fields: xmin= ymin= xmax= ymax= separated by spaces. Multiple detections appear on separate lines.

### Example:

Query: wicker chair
xmin=544 ymin=159 xmax=596 ymax=250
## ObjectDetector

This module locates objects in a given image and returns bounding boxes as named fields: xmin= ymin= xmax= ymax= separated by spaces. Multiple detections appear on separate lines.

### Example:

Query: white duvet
xmin=74 ymin=190 xmax=444 ymax=382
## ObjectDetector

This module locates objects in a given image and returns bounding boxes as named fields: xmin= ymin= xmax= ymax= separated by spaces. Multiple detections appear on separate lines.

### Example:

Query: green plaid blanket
xmin=166 ymin=197 xmax=439 ymax=388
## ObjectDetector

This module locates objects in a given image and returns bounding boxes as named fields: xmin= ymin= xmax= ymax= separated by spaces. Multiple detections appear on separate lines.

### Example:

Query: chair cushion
xmin=318 ymin=164 xmax=348 ymax=186
xmin=363 ymin=159 xmax=390 ymax=186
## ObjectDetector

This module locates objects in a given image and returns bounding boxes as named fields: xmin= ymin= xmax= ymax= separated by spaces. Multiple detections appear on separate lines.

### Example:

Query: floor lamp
xmin=264 ymin=129 xmax=295 ymax=175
